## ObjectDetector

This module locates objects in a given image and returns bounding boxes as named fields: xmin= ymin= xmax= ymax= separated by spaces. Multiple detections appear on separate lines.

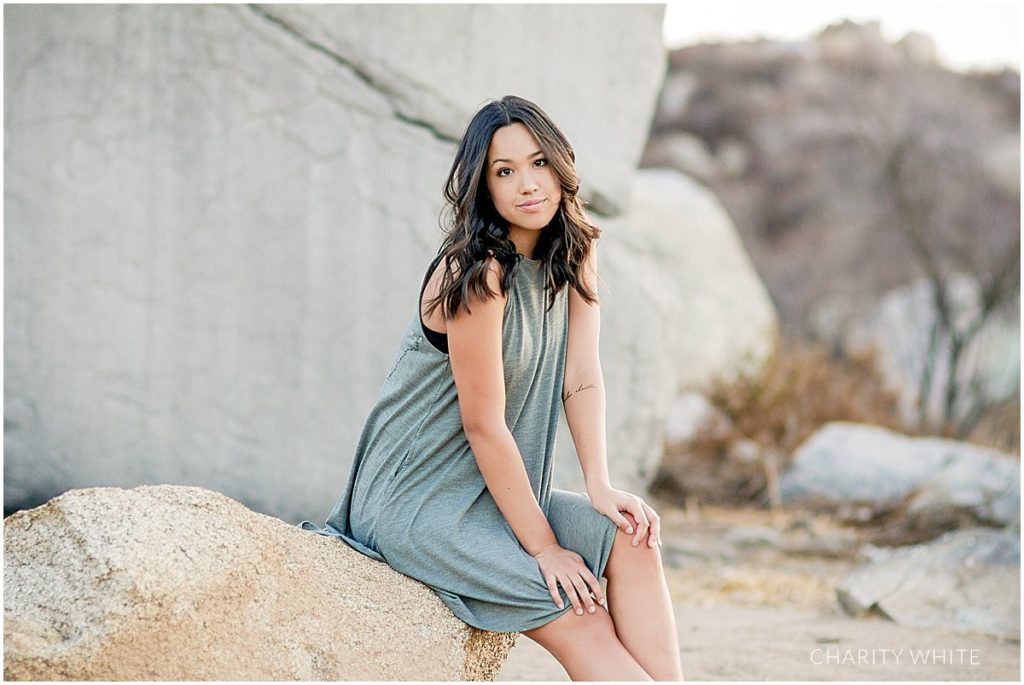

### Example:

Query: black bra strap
xmin=419 ymin=255 xmax=449 ymax=353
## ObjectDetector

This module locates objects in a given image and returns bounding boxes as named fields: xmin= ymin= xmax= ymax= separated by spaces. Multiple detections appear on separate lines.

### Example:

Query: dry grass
xmin=664 ymin=565 xmax=838 ymax=611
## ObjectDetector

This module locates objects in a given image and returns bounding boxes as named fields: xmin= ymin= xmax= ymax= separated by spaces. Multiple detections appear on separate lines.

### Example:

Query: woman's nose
xmin=520 ymin=170 xmax=540 ymax=192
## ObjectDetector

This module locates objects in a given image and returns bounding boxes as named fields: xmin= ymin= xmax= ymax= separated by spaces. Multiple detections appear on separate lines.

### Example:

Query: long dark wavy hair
xmin=422 ymin=95 xmax=603 ymax=321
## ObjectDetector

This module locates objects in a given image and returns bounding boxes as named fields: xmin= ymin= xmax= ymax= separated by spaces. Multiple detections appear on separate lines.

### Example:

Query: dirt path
xmin=496 ymin=497 xmax=1020 ymax=681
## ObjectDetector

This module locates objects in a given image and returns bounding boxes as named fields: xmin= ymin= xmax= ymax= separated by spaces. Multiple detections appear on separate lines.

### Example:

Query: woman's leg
xmin=604 ymin=511 xmax=685 ymax=681
xmin=521 ymin=601 xmax=653 ymax=681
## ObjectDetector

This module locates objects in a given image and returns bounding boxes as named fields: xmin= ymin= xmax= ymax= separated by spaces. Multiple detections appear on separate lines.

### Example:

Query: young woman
xmin=299 ymin=95 xmax=684 ymax=681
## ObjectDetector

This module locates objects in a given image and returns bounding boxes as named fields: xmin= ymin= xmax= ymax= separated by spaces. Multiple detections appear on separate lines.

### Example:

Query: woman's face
xmin=484 ymin=122 xmax=562 ymax=254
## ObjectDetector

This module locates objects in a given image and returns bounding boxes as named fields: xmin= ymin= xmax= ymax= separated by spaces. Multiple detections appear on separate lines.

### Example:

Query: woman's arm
xmin=563 ymin=248 xmax=662 ymax=548
xmin=562 ymin=247 xmax=612 ymax=495
xmin=448 ymin=256 xmax=560 ymax=556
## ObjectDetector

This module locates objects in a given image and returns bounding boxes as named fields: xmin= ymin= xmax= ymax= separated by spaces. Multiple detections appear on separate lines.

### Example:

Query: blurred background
xmin=3 ymin=2 xmax=1020 ymax=680
xmin=639 ymin=5 xmax=1021 ymax=676
xmin=649 ymin=3 xmax=1020 ymax=497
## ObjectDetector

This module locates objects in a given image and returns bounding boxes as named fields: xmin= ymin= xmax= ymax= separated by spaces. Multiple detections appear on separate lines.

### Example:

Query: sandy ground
xmin=495 ymin=496 xmax=1020 ymax=681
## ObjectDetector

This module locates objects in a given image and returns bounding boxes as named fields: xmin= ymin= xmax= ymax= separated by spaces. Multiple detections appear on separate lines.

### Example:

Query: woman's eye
xmin=497 ymin=159 xmax=547 ymax=177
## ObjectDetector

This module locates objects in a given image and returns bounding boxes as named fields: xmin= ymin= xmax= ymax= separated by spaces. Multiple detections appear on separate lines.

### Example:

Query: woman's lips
xmin=518 ymin=198 xmax=547 ymax=211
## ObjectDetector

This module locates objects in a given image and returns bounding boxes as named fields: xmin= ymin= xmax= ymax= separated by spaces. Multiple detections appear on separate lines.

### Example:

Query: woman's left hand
xmin=587 ymin=485 xmax=662 ymax=548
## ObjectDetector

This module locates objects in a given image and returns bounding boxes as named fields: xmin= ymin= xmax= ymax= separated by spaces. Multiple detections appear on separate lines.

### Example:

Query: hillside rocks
xmin=817 ymin=20 xmax=938 ymax=70
xmin=648 ymin=18 xmax=1020 ymax=338
xmin=837 ymin=527 xmax=1019 ymax=641
xmin=807 ymin=273 xmax=1020 ymax=432
xmin=3 ymin=485 xmax=515 ymax=681
xmin=779 ymin=422 xmax=1020 ymax=536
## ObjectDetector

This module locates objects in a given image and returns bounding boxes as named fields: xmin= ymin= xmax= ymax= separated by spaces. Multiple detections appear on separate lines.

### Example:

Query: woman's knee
xmin=606 ymin=511 xmax=662 ymax=579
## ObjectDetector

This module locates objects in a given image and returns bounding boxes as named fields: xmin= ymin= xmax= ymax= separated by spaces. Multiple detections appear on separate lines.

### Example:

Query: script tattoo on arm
xmin=562 ymin=382 xmax=597 ymax=404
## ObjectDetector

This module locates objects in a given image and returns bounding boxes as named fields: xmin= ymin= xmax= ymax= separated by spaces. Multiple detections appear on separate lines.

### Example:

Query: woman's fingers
xmin=558 ymin=572 xmax=583 ymax=616
xmin=626 ymin=503 xmax=662 ymax=548
xmin=614 ymin=509 xmax=636 ymax=535
xmin=540 ymin=555 xmax=607 ymax=616
xmin=567 ymin=572 xmax=597 ymax=615
xmin=583 ymin=567 xmax=605 ymax=607
xmin=545 ymin=573 xmax=564 ymax=609
xmin=625 ymin=506 xmax=650 ymax=547
xmin=546 ymin=571 xmax=581 ymax=613
xmin=643 ymin=503 xmax=662 ymax=548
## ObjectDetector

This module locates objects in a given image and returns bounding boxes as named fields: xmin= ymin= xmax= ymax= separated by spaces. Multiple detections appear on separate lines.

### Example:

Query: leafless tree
xmin=865 ymin=69 xmax=1020 ymax=437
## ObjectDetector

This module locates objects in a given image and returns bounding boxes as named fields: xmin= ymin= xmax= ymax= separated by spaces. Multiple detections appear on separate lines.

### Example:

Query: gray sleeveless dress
xmin=298 ymin=253 xmax=618 ymax=634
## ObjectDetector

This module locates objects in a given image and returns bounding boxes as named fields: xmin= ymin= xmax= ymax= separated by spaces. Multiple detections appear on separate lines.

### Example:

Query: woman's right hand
xmin=532 ymin=542 xmax=605 ymax=616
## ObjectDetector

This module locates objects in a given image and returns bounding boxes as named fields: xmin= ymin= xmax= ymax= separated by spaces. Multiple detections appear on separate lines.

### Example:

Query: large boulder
xmin=837 ymin=527 xmax=1019 ymax=641
xmin=3 ymin=485 xmax=515 ymax=681
xmin=3 ymin=3 xmax=665 ymax=522
xmin=779 ymin=421 xmax=1020 ymax=535
xmin=553 ymin=167 xmax=779 ymax=494
xmin=251 ymin=3 xmax=666 ymax=215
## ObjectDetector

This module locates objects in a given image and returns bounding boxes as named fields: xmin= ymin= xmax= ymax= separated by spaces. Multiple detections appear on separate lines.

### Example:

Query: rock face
xmin=3 ymin=485 xmax=516 ymax=681
xmin=3 ymin=3 xmax=683 ymax=521
xmin=5 ymin=3 xmax=778 ymax=516
xmin=247 ymin=3 xmax=667 ymax=216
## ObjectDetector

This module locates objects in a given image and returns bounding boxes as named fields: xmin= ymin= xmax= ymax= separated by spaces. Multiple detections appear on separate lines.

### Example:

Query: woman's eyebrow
xmin=490 ymin=150 xmax=543 ymax=166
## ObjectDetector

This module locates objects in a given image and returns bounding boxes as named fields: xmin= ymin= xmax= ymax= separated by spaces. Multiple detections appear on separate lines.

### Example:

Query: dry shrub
xmin=707 ymin=336 xmax=906 ymax=454
xmin=964 ymin=396 xmax=1021 ymax=455
xmin=652 ymin=335 xmax=907 ymax=505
